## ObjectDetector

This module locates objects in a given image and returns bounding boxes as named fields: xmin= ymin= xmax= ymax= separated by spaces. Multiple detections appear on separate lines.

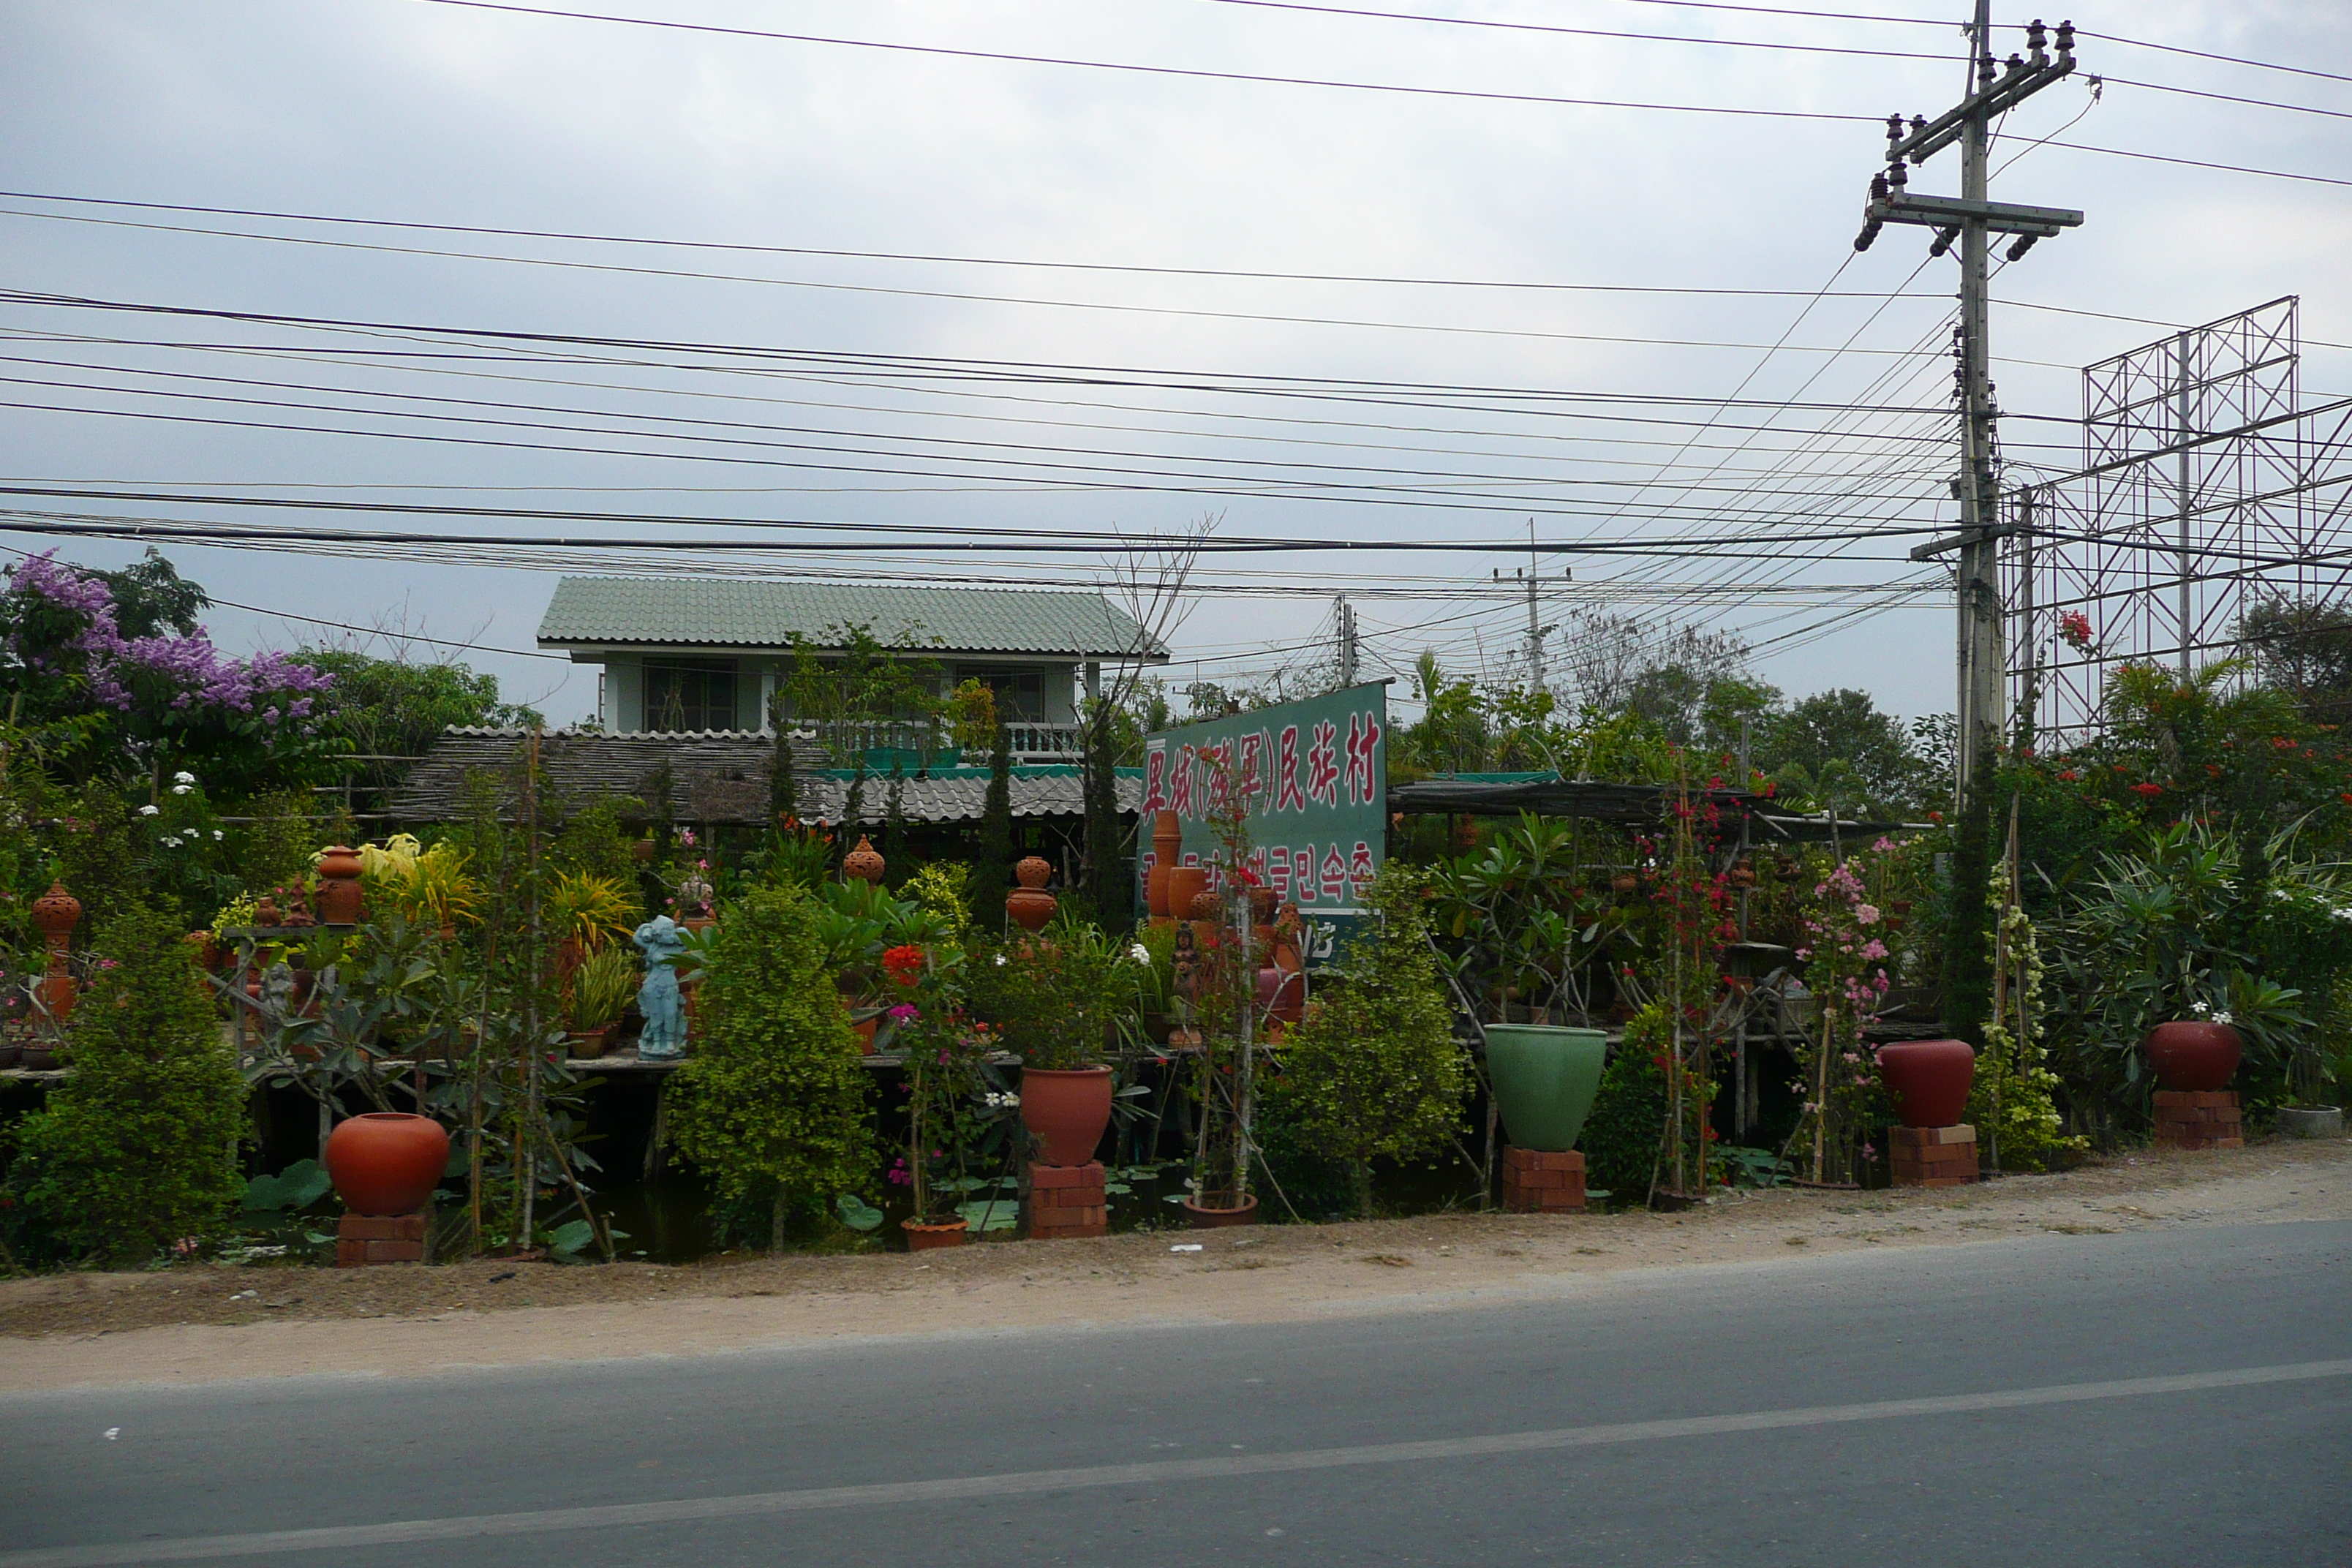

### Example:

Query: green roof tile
xmin=537 ymin=577 xmax=1163 ymax=660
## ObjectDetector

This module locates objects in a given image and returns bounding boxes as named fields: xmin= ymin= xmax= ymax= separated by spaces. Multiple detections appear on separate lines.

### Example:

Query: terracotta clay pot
xmin=31 ymin=881 xmax=80 ymax=947
xmin=1006 ymin=886 xmax=1058 ymax=932
xmin=323 ymin=1112 xmax=450 ymax=1216
xmin=313 ymin=846 xmax=365 ymax=924
xmin=1166 ymin=867 xmax=1209 ymax=926
xmin=1188 ymin=886 xmax=1225 ymax=924
xmin=903 ymin=1218 xmax=970 ymax=1251
xmin=1015 ymin=855 xmax=1053 ymax=890
xmin=1152 ymin=809 xmax=1183 ymax=862
xmin=1611 ymin=874 xmax=1638 ymax=896
xmin=631 ymin=838 xmax=655 ymax=864
xmin=567 ymin=1025 xmax=614 ymax=1062
xmin=1877 ymin=1038 xmax=1976 ymax=1128
xmin=1183 ymin=1194 xmax=1259 ymax=1229
xmin=1020 ymin=1065 xmax=1114 ymax=1166
xmin=1145 ymin=862 xmax=1174 ymax=919
xmin=1256 ymin=968 xmax=1305 ymax=1025
xmin=851 ymin=1015 xmax=879 ymax=1054
xmin=843 ymin=836 xmax=886 ymax=885
xmin=1248 ymin=886 xmax=1278 ymax=924
xmin=2142 ymin=1020 xmax=2242 ymax=1093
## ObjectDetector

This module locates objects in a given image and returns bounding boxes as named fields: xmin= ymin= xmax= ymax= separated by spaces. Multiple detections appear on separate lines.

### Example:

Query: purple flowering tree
xmin=1 ymin=551 xmax=341 ymax=795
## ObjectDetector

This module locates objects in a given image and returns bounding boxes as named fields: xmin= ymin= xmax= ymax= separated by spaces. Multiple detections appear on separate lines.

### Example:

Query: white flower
xmin=1128 ymin=943 xmax=1150 ymax=964
xmin=211 ymin=829 xmax=225 ymax=841
xmin=2190 ymin=1000 xmax=2209 ymax=1015
xmin=173 ymin=771 xmax=196 ymax=785
xmin=993 ymin=954 xmax=1007 ymax=967
xmin=2212 ymin=1010 xmax=2234 ymax=1026
xmin=138 ymin=804 xmax=160 ymax=816
xmin=170 ymin=784 xmax=192 ymax=796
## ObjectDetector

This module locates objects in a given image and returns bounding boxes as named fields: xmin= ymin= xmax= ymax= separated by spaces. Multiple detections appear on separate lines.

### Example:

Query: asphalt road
xmin=5 ymin=1220 xmax=2349 ymax=1567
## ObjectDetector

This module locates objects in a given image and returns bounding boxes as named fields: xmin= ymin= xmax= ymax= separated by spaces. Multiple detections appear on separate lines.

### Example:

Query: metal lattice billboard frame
xmin=2003 ymin=297 xmax=2352 ymax=746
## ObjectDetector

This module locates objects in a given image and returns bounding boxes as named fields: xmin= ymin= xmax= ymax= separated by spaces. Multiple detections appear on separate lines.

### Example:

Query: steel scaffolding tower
xmin=2004 ymin=297 xmax=2352 ymax=746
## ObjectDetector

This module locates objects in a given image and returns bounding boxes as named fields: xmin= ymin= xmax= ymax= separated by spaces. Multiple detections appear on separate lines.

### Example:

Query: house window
xmin=644 ymin=657 xmax=738 ymax=731
xmin=964 ymin=668 xmax=1047 ymax=721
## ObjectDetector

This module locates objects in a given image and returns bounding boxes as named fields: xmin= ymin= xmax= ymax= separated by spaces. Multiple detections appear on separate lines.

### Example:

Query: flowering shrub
xmin=1 ymin=552 xmax=339 ymax=792
xmin=1786 ymin=839 xmax=1917 ymax=1183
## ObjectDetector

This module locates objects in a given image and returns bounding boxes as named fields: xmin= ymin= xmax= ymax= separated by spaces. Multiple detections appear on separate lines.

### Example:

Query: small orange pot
xmin=1183 ymin=1194 xmax=1259 ymax=1229
xmin=903 ymin=1218 xmax=970 ymax=1251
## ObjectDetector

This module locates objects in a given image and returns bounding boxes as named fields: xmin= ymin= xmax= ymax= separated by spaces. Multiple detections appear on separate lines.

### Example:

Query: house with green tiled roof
xmin=536 ymin=577 xmax=1168 ymax=750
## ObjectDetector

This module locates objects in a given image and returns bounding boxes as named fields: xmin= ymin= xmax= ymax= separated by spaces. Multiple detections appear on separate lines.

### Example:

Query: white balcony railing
xmin=794 ymin=720 xmax=1082 ymax=765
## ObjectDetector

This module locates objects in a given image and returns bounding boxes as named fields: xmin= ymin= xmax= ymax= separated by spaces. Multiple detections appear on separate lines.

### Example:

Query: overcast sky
xmin=2 ymin=0 xmax=2345 ymax=729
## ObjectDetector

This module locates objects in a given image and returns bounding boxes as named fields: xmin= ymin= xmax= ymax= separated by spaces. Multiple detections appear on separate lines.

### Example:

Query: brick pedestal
xmin=1890 ymin=1123 xmax=1978 ymax=1187
xmin=1023 ymin=1162 xmax=1107 ymax=1240
xmin=335 ymin=1210 xmax=426 ymax=1267
xmin=1500 ymin=1147 xmax=1586 ymax=1213
xmin=2154 ymin=1090 xmax=2242 ymax=1150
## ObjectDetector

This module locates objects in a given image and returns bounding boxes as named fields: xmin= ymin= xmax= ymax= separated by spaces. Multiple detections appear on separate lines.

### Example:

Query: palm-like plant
xmin=546 ymin=871 xmax=639 ymax=953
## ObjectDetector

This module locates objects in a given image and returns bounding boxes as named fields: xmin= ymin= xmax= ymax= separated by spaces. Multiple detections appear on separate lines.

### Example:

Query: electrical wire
xmin=412 ymin=0 xmax=1880 ymax=124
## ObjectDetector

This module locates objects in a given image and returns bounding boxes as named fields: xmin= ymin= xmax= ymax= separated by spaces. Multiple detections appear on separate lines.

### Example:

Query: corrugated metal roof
xmin=538 ymin=576 xmax=1164 ymax=660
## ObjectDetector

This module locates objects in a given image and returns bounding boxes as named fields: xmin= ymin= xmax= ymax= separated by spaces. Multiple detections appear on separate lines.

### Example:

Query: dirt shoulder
xmin=4 ymin=1139 xmax=2345 ymax=1394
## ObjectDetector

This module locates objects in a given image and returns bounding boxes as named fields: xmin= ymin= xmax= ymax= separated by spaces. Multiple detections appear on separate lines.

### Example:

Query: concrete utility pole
xmin=1877 ymin=9 xmax=2081 ymax=804
xmin=1333 ymin=593 xmax=1359 ymax=688
xmin=1493 ymin=523 xmax=1568 ymax=695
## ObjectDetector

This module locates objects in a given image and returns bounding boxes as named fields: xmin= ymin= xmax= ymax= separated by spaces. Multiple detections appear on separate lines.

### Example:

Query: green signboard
xmin=1137 ymin=682 xmax=1388 ymax=962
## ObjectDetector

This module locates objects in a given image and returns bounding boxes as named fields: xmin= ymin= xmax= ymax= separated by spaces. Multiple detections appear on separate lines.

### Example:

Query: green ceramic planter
xmin=1483 ymin=1025 xmax=1608 ymax=1153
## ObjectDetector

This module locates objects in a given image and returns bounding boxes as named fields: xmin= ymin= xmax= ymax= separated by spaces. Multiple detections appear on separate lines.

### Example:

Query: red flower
xmin=2057 ymin=769 xmax=2079 ymax=782
xmin=881 ymin=944 xmax=927 ymax=986
xmin=2130 ymin=782 xmax=2164 ymax=797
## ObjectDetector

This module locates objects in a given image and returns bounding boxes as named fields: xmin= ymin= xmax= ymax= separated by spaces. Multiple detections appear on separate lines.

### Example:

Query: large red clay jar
xmin=1019 ymin=1065 xmax=1114 ymax=1166
xmin=2141 ymin=1021 xmax=2242 ymax=1092
xmin=1145 ymin=862 xmax=1174 ymax=919
xmin=324 ymin=1112 xmax=450 ymax=1215
xmin=1877 ymin=1039 xmax=1975 ymax=1128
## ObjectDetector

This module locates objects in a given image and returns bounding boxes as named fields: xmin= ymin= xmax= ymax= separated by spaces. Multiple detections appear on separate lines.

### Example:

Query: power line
xmin=412 ymin=0 xmax=1880 ymax=124
xmin=0 ymin=189 xmax=1955 ymax=302
xmin=0 ymin=203 xmax=1968 ymax=358
xmin=1199 ymin=1 xmax=2352 ymax=123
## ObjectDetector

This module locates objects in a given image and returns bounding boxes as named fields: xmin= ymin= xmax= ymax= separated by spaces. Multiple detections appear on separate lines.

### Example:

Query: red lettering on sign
xmin=1237 ymin=731 xmax=1267 ymax=810
xmin=1348 ymin=840 xmax=1376 ymax=894
xmin=1291 ymin=846 xmax=1316 ymax=903
xmin=1320 ymin=843 xmax=1348 ymax=901
xmin=1169 ymin=747 xmax=1194 ymax=818
xmin=1142 ymin=747 xmax=1167 ymax=813
xmin=1275 ymin=725 xmax=1305 ymax=813
xmin=1345 ymin=710 xmax=1383 ymax=805
xmin=1306 ymin=720 xmax=1341 ymax=806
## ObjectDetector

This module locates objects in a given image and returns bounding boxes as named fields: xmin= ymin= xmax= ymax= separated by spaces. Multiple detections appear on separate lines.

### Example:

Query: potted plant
xmin=546 ymin=870 xmax=640 ymax=981
xmin=566 ymin=946 xmax=637 ymax=1060
xmin=968 ymin=925 xmax=1140 ymax=1166
xmin=882 ymin=941 xmax=1013 ymax=1248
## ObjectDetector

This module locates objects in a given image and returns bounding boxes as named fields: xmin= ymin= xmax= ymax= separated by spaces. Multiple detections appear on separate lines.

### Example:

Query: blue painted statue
xmin=633 ymin=914 xmax=688 ymax=1060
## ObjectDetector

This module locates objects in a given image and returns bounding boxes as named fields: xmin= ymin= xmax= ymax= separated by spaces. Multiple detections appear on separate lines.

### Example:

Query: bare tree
xmin=1079 ymin=513 xmax=1213 ymax=928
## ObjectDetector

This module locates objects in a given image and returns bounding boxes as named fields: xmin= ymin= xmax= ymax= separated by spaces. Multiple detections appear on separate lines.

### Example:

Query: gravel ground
xmin=1 ymin=1137 xmax=2343 ymax=1392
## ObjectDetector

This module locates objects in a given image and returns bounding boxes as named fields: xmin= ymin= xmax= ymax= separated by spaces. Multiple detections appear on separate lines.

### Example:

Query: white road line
xmin=10 ymin=1358 xmax=2351 ymax=1567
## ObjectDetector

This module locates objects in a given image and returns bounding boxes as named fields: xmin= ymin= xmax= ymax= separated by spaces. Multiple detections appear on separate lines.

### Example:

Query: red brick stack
xmin=2153 ymin=1090 xmax=2243 ymax=1150
xmin=1024 ymin=1161 xmax=1107 ymax=1240
xmin=335 ymin=1211 xmax=426 ymax=1267
xmin=1889 ymin=1123 xmax=1978 ymax=1187
xmin=1500 ymin=1147 xmax=1586 ymax=1213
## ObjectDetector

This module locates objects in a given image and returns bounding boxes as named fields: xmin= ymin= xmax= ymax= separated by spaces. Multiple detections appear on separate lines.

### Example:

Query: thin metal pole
xmin=2178 ymin=330 xmax=2195 ymax=676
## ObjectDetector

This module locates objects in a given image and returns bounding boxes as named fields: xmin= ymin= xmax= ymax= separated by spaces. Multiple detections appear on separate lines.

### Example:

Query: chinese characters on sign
xmin=1137 ymin=682 xmax=1387 ymax=959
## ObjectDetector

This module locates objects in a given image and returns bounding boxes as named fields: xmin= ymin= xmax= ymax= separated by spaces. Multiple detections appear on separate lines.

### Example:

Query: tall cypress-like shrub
xmin=1942 ymin=776 xmax=1995 ymax=1046
xmin=666 ymin=883 xmax=876 ymax=1250
xmin=882 ymin=761 xmax=910 ymax=886
xmin=767 ymin=690 xmax=798 ymax=823
xmin=979 ymin=719 xmax=1014 ymax=905
xmin=5 ymin=904 xmax=247 ymax=1264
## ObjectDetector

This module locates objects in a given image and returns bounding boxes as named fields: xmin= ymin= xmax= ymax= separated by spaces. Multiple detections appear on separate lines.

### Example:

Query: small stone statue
xmin=633 ymin=915 xmax=688 ymax=1060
